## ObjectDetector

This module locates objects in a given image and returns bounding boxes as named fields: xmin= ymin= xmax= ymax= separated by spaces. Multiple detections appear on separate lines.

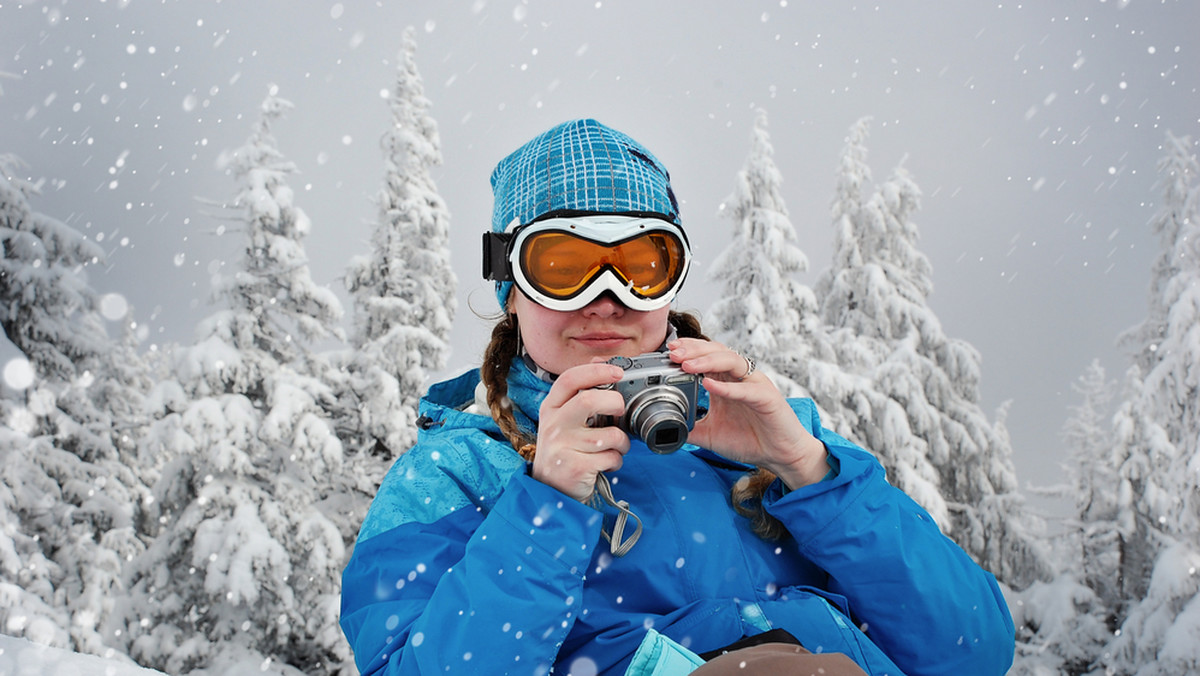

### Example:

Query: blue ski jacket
xmin=340 ymin=359 xmax=1015 ymax=675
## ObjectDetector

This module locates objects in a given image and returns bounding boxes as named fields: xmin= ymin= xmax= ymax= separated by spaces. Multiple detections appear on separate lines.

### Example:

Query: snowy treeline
xmin=1 ymin=29 xmax=1197 ymax=676
xmin=710 ymin=111 xmax=1200 ymax=676
xmin=2 ymin=28 xmax=452 ymax=676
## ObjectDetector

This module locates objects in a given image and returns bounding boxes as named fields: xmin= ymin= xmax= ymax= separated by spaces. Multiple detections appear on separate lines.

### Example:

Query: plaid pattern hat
xmin=489 ymin=118 xmax=681 ymax=309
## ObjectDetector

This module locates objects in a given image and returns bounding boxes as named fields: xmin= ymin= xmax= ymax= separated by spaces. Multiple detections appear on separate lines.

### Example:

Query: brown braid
xmin=480 ymin=313 xmax=536 ymax=459
xmin=667 ymin=310 xmax=706 ymax=340
xmin=731 ymin=471 xmax=786 ymax=540
xmin=479 ymin=309 xmax=784 ymax=539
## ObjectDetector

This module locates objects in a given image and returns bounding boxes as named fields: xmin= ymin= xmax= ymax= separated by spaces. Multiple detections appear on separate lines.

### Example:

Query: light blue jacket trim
xmin=738 ymin=602 xmax=772 ymax=634
xmin=625 ymin=629 xmax=705 ymax=676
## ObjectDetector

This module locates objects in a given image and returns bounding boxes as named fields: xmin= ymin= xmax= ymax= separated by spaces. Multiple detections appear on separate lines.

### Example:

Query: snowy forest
xmin=3 ymin=23 xmax=1199 ymax=676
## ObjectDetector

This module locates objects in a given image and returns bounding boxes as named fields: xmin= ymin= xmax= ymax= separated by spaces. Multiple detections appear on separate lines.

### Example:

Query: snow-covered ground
xmin=0 ymin=634 xmax=166 ymax=676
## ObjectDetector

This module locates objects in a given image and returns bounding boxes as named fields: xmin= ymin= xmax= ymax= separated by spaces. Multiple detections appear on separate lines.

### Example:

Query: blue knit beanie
xmin=489 ymin=118 xmax=681 ymax=310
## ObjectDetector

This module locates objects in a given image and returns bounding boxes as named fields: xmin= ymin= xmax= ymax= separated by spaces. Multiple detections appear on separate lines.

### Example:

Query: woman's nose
xmin=582 ymin=291 xmax=625 ymax=318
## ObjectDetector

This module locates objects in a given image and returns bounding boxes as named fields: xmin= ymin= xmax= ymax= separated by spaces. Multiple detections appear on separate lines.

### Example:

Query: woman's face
xmin=509 ymin=291 xmax=671 ymax=375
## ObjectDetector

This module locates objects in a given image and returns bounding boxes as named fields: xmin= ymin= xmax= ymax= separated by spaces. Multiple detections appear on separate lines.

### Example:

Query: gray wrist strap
xmin=591 ymin=473 xmax=643 ymax=557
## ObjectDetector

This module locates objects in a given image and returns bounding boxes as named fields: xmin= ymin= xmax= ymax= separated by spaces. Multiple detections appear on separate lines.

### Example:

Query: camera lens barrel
xmin=626 ymin=388 xmax=691 ymax=454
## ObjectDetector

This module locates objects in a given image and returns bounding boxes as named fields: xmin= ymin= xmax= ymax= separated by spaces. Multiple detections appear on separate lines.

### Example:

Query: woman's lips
xmin=573 ymin=333 xmax=630 ymax=349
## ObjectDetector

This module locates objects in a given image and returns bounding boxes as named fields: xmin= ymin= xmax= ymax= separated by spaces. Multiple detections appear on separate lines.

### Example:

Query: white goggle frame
xmin=507 ymin=214 xmax=691 ymax=312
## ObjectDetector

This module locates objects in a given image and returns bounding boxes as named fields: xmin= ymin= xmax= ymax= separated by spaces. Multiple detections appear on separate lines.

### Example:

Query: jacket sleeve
xmin=763 ymin=399 xmax=1015 ymax=676
xmin=340 ymin=441 xmax=604 ymax=676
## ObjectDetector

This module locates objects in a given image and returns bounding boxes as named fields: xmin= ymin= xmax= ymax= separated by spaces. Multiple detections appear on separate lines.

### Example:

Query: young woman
xmin=339 ymin=118 xmax=1015 ymax=676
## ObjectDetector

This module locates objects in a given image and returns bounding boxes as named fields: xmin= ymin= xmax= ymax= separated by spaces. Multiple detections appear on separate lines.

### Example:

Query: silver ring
xmin=736 ymin=352 xmax=756 ymax=381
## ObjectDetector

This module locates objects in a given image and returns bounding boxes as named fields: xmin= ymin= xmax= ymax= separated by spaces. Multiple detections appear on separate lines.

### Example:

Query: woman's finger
xmin=541 ymin=362 xmax=625 ymax=410
xmin=668 ymin=338 xmax=758 ymax=382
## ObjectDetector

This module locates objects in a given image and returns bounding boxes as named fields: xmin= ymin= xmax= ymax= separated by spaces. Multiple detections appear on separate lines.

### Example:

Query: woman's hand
xmin=668 ymin=338 xmax=830 ymax=490
xmin=530 ymin=362 xmax=631 ymax=502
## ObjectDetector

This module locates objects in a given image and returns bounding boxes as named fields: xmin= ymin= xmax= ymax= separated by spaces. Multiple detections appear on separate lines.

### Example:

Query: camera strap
xmin=591 ymin=473 xmax=643 ymax=557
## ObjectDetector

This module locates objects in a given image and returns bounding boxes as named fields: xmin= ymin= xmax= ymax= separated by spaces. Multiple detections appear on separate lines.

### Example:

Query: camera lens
xmin=626 ymin=388 xmax=690 ymax=454
xmin=647 ymin=420 xmax=684 ymax=450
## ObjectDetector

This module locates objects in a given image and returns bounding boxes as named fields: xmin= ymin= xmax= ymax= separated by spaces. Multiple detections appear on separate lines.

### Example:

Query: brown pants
xmin=692 ymin=642 xmax=868 ymax=676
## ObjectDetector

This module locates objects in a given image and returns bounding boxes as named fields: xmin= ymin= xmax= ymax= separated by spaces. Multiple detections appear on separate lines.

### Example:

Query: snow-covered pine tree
xmin=1008 ymin=571 xmax=1118 ymax=676
xmin=1106 ymin=541 xmax=1200 ymax=676
xmin=1006 ymin=359 xmax=1123 ymax=675
xmin=0 ymin=154 xmax=149 ymax=657
xmin=1005 ymin=572 xmax=1113 ymax=676
xmin=121 ymin=90 xmax=352 ymax=676
xmin=213 ymin=91 xmax=346 ymax=370
xmin=1062 ymin=359 xmax=1122 ymax=622
xmin=0 ymin=423 xmax=70 ymax=648
xmin=812 ymin=121 xmax=942 ymax=506
xmin=103 ymin=305 xmax=157 ymax=476
xmin=0 ymin=155 xmax=107 ymax=383
xmin=814 ymin=119 xmax=1053 ymax=588
xmin=1104 ymin=131 xmax=1200 ymax=675
xmin=342 ymin=26 xmax=456 ymax=464
xmin=816 ymin=117 xmax=872 ymax=335
xmin=1105 ymin=367 xmax=1178 ymax=668
xmin=708 ymin=108 xmax=823 ymax=382
xmin=1138 ymin=132 xmax=1200 ymax=485
xmin=1120 ymin=132 xmax=1199 ymax=382
xmin=706 ymin=110 xmax=933 ymax=532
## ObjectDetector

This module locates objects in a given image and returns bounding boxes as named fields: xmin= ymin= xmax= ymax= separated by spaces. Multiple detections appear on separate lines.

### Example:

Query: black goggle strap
xmin=482 ymin=230 xmax=516 ymax=282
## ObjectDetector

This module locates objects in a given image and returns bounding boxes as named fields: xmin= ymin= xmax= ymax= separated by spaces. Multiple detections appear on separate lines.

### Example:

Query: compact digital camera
xmin=593 ymin=352 xmax=704 ymax=454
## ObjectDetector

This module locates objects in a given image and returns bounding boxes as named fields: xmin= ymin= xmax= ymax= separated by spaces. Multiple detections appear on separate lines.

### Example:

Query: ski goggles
xmin=483 ymin=213 xmax=691 ymax=311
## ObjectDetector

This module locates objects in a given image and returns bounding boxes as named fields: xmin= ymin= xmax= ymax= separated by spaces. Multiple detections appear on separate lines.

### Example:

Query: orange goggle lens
xmin=519 ymin=230 xmax=686 ymax=300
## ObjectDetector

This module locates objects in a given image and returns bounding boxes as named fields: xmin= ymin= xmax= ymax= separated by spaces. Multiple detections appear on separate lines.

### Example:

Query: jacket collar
xmin=418 ymin=359 xmax=550 ymax=440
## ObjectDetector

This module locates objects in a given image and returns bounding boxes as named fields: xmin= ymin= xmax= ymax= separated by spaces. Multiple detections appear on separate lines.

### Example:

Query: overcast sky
xmin=3 ymin=0 xmax=1197 ymax=516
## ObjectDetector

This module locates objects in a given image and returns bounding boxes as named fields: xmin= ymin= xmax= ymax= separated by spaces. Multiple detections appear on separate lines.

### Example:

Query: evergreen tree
xmin=1104 ymin=131 xmax=1200 ymax=674
xmin=706 ymin=111 xmax=944 ymax=546
xmin=0 ymin=422 xmax=72 ymax=649
xmin=799 ymin=119 xmax=945 ymax=525
xmin=706 ymin=114 xmax=929 ymax=536
xmin=343 ymin=26 xmax=456 ymax=461
xmin=1061 ymin=359 xmax=1122 ymax=623
xmin=212 ymin=91 xmax=345 ymax=370
xmin=1120 ymin=133 xmax=1199 ymax=382
xmin=0 ymin=154 xmax=148 ymax=656
xmin=709 ymin=108 xmax=821 ymax=373
xmin=1006 ymin=573 xmax=1113 ymax=676
xmin=816 ymin=117 xmax=873 ymax=335
xmin=1108 ymin=369 xmax=1176 ymax=614
xmin=1007 ymin=363 xmax=1120 ymax=675
xmin=1106 ymin=541 xmax=1200 ymax=675
xmin=814 ymin=119 xmax=1053 ymax=588
xmin=1 ymin=155 xmax=108 ymax=382
xmin=104 ymin=306 xmax=157 ymax=478
xmin=120 ymin=90 xmax=351 ymax=676
xmin=1138 ymin=132 xmax=1200 ymax=489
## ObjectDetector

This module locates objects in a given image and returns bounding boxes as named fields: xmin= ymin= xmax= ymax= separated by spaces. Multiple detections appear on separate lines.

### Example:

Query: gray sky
xmin=3 ymin=0 xmax=1197 ymax=518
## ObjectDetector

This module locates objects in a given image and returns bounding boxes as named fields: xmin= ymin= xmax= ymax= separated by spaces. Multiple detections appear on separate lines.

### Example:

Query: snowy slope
xmin=0 ymin=634 xmax=167 ymax=676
